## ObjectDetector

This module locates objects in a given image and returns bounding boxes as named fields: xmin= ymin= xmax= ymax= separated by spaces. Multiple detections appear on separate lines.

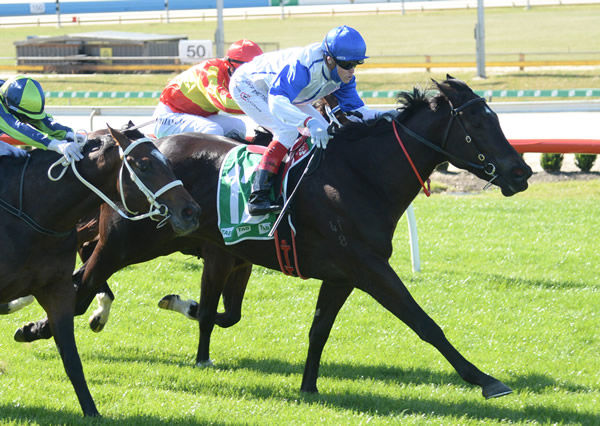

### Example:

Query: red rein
xmin=392 ymin=120 xmax=431 ymax=197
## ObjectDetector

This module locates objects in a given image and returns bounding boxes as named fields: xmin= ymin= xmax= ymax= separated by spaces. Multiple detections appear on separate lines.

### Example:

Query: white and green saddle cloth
xmin=217 ymin=139 xmax=314 ymax=245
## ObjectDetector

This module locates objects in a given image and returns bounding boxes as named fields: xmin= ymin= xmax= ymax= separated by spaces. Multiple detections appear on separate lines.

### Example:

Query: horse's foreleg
xmin=0 ymin=295 xmax=35 ymax=315
xmin=14 ymin=262 xmax=102 ymax=342
xmin=35 ymin=283 xmax=99 ymax=417
xmin=301 ymin=280 xmax=353 ymax=393
xmin=15 ymin=239 xmax=124 ymax=343
xmin=361 ymin=260 xmax=512 ymax=399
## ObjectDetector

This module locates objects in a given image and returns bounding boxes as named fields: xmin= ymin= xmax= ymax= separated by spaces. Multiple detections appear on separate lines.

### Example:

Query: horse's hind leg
xmin=0 ymin=295 xmax=35 ymax=315
xmin=35 ymin=283 xmax=99 ymax=417
xmin=215 ymin=258 xmax=251 ymax=328
xmin=301 ymin=280 xmax=353 ymax=393
xmin=158 ymin=258 xmax=250 ymax=328
xmin=194 ymin=249 xmax=245 ymax=366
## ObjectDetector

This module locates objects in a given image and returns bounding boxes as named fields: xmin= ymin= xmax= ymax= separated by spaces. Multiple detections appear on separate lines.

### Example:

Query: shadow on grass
xmin=0 ymin=405 xmax=228 ymax=425
xmin=8 ymin=353 xmax=597 ymax=424
xmin=85 ymin=350 xmax=597 ymax=395
xmin=143 ymin=357 xmax=598 ymax=424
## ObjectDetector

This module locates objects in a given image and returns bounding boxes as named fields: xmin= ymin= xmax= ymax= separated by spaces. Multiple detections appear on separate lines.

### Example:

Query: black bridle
xmin=392 ymin=96 xmax=498 ymax=181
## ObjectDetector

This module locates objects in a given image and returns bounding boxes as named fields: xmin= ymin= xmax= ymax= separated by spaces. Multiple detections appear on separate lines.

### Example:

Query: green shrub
xmin=574 ymin=153 xmax=596 ymax=172
xmin=540 ymin=153 xmax=564 ymax=172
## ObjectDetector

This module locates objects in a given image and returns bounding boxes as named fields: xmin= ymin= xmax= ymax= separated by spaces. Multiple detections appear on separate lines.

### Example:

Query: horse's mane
xmin=331 ymin=86 xmax=437 ymax=143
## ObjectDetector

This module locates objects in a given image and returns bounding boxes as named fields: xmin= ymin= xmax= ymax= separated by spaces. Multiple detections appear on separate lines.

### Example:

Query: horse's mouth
xmin=498 ymin=165 xmax=533 ymax=196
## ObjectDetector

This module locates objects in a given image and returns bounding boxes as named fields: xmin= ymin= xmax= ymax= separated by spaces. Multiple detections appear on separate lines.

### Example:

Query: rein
xmin=0 ymin=155 xmax=72 ymax=237
xmin=48 ymin=137 xmax=184 ymax=228
xmin=390 ymin=96 xmax=498 ymax=193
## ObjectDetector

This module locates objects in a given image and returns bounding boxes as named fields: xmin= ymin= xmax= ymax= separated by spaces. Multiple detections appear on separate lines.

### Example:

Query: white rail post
xmin=406 ymin=204 xmax=420 ymax=272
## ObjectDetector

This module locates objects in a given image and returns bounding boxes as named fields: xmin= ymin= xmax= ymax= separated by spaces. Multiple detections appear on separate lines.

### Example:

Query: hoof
xmin=158 ymin=294 xmax=180 ymax=310
xmin=89 ymin=315 xmax=106 ymax=333
xmin=195 ymin=359 xmax=214 ymax=368
xmin=13 ymin=327 xmax=27 ymax=342
xmin=482 ymin=380 xmax=513 ymax=399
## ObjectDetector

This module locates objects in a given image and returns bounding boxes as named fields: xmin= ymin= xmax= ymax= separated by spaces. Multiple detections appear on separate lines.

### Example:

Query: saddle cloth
xmin=217 ymin=137 xmax=313 ymax=245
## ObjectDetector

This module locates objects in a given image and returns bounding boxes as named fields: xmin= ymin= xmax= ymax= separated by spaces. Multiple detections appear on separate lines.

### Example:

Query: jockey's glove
xmin=66 ymin=130 xmax=88 ymax=145
xmin=48 ymin=139 xmax=84 ymax=162
xmin=306 ymin=118 xmax=331 ymax=149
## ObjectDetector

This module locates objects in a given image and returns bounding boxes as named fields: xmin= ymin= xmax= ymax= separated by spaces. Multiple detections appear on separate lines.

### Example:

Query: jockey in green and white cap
xmin=0 ymin=75 xmax=83 ymax=161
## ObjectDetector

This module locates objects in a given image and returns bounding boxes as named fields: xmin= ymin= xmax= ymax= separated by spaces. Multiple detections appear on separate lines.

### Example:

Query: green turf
xmin=0 ymin=180 xmax=598 ymax=424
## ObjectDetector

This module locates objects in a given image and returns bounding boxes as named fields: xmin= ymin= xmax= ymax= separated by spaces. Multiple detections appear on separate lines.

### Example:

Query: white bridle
xmin=48 ymin=137 xmax=184 ymax=228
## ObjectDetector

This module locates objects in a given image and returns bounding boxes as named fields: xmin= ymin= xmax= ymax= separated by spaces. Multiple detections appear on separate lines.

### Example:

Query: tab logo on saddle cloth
xmin=217 ymin=139 xmax=314 ymax=245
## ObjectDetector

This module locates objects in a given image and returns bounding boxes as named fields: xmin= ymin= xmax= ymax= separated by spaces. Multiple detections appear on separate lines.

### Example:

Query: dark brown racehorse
xmin=0 ymin=126 xmax=200 ymax=417
xmin=14 ymin=77 xmax=532 ymax=400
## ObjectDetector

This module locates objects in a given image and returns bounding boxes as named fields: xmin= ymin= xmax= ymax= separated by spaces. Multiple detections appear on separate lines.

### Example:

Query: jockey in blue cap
xmin=0 ymin=75 xmax=83 ymax=161
xmin=230 ymin=25 xmax=382 ymax=215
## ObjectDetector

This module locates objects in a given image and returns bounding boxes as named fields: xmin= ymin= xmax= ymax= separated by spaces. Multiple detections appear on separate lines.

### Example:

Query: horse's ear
xmin=107 ymin=124 xmax=132 ymax=150
xmin=431 ymin=78 xmax=443 ymax=92
xmin=446 ymin=74 xmax=455 ymax=80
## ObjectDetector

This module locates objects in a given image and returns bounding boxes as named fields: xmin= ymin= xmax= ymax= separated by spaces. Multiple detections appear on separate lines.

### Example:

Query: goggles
xmin=335 ymin=58 xmax=364 ymax=70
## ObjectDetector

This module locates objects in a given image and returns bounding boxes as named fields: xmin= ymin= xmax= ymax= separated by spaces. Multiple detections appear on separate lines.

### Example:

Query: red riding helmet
xmin=226 ymin=40 xmax=263 ymax=68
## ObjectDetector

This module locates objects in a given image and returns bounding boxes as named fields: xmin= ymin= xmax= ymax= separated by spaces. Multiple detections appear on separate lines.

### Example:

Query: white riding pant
xmin=152 ymin=102 xmax=247 ymax=140
xmin=229 ymin=75 xmax=328 ymax=149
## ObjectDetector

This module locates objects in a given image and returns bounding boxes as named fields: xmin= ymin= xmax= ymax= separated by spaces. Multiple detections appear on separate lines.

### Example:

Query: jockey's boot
xmin=248 ymin=140 xmax=288 ymax=216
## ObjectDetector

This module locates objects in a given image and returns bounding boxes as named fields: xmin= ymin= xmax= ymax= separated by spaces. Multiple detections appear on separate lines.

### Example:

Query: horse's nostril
xmin=512 ymin=166 xmax=532 ymax=180
xmin=183 ymin=204 xmax=201 ymax=221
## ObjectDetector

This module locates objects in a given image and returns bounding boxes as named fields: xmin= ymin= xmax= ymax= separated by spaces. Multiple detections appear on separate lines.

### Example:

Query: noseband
xmin=392 ymin=95 xmax=499 ymax=190
xmin=117 ymin=138 xmax=184 ymax=226
xmin=49 ymin=138 xmax=184 ymax=228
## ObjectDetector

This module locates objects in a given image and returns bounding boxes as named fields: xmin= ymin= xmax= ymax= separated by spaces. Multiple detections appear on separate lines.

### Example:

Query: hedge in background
xmin=574 ymin=153 xmax=596 ymax=172
xmin=540 ymin=153 xmax=564 ymax=172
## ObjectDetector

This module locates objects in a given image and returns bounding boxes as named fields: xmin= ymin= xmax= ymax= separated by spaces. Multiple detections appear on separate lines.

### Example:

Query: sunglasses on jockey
xmin=334 ymin=58 xmax=364 ymax=70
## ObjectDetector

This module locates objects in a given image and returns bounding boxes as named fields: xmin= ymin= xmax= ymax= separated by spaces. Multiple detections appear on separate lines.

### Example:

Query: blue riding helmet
xmin=321 ymin=25 xmax=368 ymax=63
xmin=0 ymin=75 xmax=46 ymax=120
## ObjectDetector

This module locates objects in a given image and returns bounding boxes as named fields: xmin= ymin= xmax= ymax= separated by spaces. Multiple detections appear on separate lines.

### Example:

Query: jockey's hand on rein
xmin=306 ymin=118 xmax=331 ymax=149
xmin=48 ymin=139 xmax=84 ymax=162
xmin=378 ymin=110 xmax=397 ymax=123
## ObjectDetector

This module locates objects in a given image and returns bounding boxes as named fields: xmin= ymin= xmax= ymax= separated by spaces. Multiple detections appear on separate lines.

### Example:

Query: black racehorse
xmin=13 ymin=77 xmax=532 ymax=400
xmin=0 ymin=126 xmax=200 ymax=416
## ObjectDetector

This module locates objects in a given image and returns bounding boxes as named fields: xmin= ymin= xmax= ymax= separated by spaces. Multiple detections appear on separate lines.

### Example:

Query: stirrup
xmin=248 ymin=194 xmax=281 ymax=215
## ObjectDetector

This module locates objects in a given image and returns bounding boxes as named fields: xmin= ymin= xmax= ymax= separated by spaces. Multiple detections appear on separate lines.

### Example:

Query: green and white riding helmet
xmin=0 ymin=75 xmax=46 ymax=120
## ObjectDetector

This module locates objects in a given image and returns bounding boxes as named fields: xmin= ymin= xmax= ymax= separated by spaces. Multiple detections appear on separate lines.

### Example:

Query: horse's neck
xmin=339 ymin=113 xmax=444 ymax=219
xmin=25 ymin=153 xmax=119 ymax=232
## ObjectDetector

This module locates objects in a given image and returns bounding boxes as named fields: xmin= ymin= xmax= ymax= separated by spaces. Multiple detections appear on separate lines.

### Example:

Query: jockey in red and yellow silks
xmin=153 ymin=40 xmax=263 ymax=141
xmin=160 ymin=58 xmax=243 ymax=117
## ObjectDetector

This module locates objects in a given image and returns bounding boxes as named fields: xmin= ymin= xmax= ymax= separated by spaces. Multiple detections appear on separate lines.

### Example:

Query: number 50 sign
xmin=178 ymin=40 xmax=213 ymax=63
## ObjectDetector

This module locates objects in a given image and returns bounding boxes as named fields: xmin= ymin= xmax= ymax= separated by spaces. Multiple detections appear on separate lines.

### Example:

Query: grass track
xmin=0 ymin=181 xmax=598 ymax=424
